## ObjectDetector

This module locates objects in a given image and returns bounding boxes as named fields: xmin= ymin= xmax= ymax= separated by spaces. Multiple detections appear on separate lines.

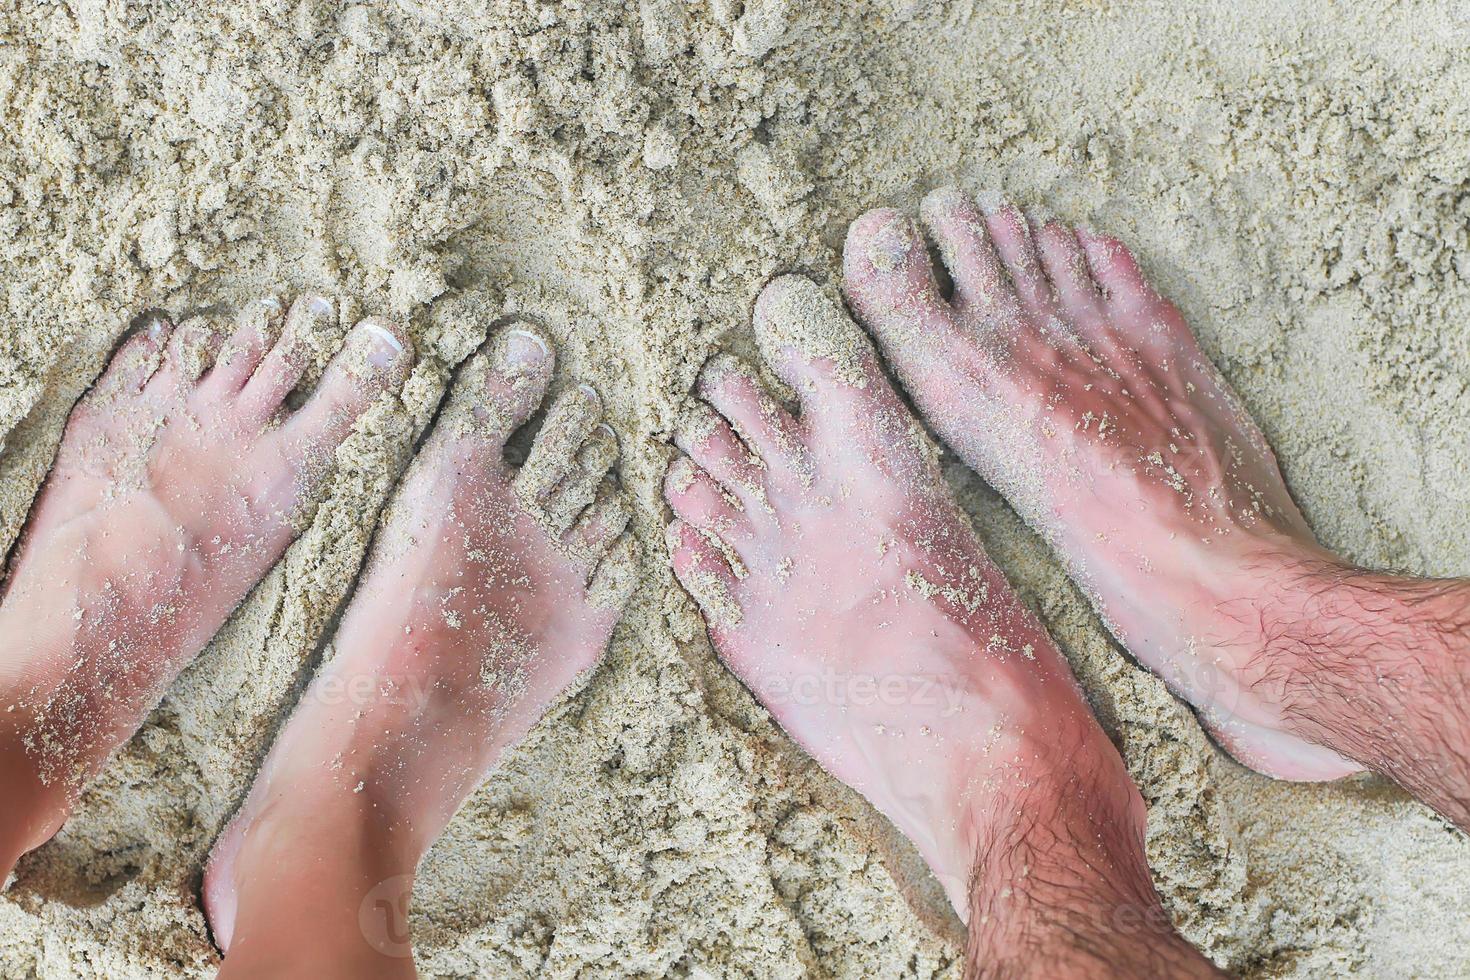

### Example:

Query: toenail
xmin=577 ymin=383 xmax=602 ymax=409
xmin=666 ymin=455 xmax=696 ymax=492
xmin=502 ymin=327 xmax=551 ymax=368
xmin=974 ymin=189 xmax=1005 ymax=215
xmin=259 ymin=295 xmax=285 ymax=313
xmin=306 ymin=295 xmax=336 ymax=318
xmin=865 ymin=215 xmax=914 ymax=272
xmin=359 ymin=322 xmax=405 ymax=368
xmin=140 ymin=312 xmax=172 ymax=341
xmin=594 ymin=422 xmax=619 ymax=445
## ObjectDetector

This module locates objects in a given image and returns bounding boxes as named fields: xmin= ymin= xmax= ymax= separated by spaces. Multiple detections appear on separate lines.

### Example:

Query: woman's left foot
xmin=202 ymin=325 xmax=638 ymax=977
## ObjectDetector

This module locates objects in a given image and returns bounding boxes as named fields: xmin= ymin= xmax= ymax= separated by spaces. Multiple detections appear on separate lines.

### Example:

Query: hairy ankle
xmin=1238 ymin=556 xmax=1470 ymax=824
xmin=963 ymin=744 xmax=1220 ymax=979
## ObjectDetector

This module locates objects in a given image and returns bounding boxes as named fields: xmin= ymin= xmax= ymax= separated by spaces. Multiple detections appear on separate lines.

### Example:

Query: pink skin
xmin=203 ymin=327 xmax=638 ymax=979
xmin=664 ymin=275 xmax=1135 ymax=917
xmin=0 ymin=296 xmax=414 ymax=879
xmin=841 ymin=189 xmax=1362 ymax=781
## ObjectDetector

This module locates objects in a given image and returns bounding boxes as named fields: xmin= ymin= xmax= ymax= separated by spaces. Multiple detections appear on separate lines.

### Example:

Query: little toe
xmin=696 ymin=354 xmax=801 ymax=469
xmin=563 ymin=483 xmax=631 ymax=568
xmin=978 ymin=196 xmax=1054 ymax=315
xmin=1077 ymin=229 xmax=1192 ymax=351
xmin=239 ymin=295 xmax=339 ymax=421
xmin=666 ymin=519 xmax=743 ymax=629
xmin=673 ymin=402 xmax=771 ymax=511
xmin=664 ymin=455 xmax=752 ymax=546
xmin=587 ymin=531 xmax=642 ymax=611
xmin=208 ymin=296 xmax=286 ymax=393
xmin=840 ymin=208 xmax=955 ymax=351
xmin=277 ymin=316 xmax=414 ymax=454
xmin=917 ymin=186 xmax=1015 ymax=317
xmin=513 ymin=383 xmax=603 ymax=505
xmin=88 ymin=312 xmax=175 ymax=404
xmin=455 ymin=325 xmax=556 ymax=450
xmin=544 ymin=422 xmax=620 ymax=534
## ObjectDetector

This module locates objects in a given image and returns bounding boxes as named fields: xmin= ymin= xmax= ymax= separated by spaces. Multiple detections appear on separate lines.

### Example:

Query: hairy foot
xmin=0 ymin=296 xmax=413 ymax=871
xmin=665 ymin=275 xmax=1132 ymax=916
xmin=841 ymin=188 xmax=1362 ymax=781
xmin=203 ymin=325 xmax=638 ymax=977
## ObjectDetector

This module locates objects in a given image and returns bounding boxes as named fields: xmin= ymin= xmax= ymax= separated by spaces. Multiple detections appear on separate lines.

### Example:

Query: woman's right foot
xmin=0 ymin=296 xmax=414 ymax=878
xmin=841 ymin=188 xmax=1363 ymax=781
xmin=664 ymin=275 xmax=1137 ymax=918
xmin=203 ymin=325 xmax=639 ymax=978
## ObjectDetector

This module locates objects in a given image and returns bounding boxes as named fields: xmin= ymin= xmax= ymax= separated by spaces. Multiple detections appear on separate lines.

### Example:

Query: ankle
xmin=961 ymin=739 xmax=1219 ymax=978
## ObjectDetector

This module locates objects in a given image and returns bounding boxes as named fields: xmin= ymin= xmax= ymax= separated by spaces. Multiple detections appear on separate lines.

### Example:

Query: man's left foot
xmin=202 ymin=326 xmax=638 ymax=977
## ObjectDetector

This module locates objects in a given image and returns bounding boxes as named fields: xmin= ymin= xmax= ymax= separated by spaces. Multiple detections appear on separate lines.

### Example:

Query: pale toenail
xmin=666 ymin=455 xmax=697 ymax=493
xmin=865 ymin=215 xmax=914 ymax=272
xmin=577 ymin=383 xmax=602 ymax=409
xmin=594 ymin=422 xmax=619 ymax=446
xmin=502 ymin=327 xmax=551 ymax=368
xmin=306 ymin=295 xmax=336 ymax=318
xmin=259 ymin=295 xmax=285 ymax=313
xmin=359 ymin=322 xmax=405 ymax=369
xmin=974 ymin=189 xmax=1005 ymax=215
xmin=140 ymin=312 xmax=172 ymax=341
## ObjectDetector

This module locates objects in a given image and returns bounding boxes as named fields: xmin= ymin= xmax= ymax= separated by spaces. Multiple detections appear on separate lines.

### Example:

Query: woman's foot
xmin=664 ymin=275 xmax=1132 ymax=916
xmin=0 ymin=296 xmax=414 ymax=877
xmin=840 ymin=188 xmax=1362 ymax=781
xmin=202 ymin=325 xmax=639 ymax=977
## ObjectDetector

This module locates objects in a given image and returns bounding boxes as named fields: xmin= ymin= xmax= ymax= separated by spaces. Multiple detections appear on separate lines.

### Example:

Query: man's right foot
xmin=841 ymin=188 xmax=1362 ymax=781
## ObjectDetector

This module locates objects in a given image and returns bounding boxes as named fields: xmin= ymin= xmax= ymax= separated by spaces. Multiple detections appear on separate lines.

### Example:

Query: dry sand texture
xmin=2 ymin=0 xmax=1470 ymax=975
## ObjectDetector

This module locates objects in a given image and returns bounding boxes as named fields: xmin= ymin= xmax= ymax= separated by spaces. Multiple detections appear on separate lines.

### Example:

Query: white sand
xmin=2 ymin=0 xmax=1468 ymax=975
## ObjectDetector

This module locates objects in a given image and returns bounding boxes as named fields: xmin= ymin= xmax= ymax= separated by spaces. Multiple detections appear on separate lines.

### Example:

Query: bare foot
xmin=664 ymin=275 xmax=1130 ymax=916
xmin=202 ymin=325 xmax=638 ymax=978
xmin=840 ymin=188 xmax=1362 ymax=781
xmin=0 ymin=296 xmax=414 ymax=875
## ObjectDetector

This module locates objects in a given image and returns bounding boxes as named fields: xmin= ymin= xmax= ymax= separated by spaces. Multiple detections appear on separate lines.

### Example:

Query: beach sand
xmin=2 ymin=0 xmax=1468 ymax=975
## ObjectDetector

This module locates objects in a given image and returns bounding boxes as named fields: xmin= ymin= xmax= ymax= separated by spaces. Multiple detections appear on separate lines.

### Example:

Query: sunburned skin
xmin=664 ymin=275 xmax=1134 ymax=917
xmin=0 ymin=295 xmax=414 ymax=879
xmin=203 ymin=325 xmax=639 ymax=979
xmin=842 ymin=188 xmax=1363 ymax=781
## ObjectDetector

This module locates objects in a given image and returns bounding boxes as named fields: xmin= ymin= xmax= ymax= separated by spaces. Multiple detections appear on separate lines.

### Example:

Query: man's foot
xmin=202 ymin=325 xmax=638 ymax=977
xmin=664 ymin=275 xmax=1131 ymax=915
xmin=0 ymin=296 xmax=414 ymax=875
xmin=840 ymin=189 xmax=1364 ymax=782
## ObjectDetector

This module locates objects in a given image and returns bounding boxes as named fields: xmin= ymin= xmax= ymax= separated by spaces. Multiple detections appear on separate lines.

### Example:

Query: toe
xmin=563 ymin=483 xmax=631 ymax=568
xmin=666 ymin=519 xmax=742 ymax=629
xmin=587 ymin=531 xmax=641 ymax=611
xmin=544 ymin=422 xmax=620 ymax=533
xmin=673 ymin=402 xmax=772 ymax=511
xmin=239 ymin=295 xmax=340 ymax=421
xmin=1077 ymin=229 xmax=1156 ymax=314
xmin=751 ymin=274 xmax=910 ymax=433
xmin=88 ymin=312 xmax=175 ymax=404
xmin=452 ymin=325 xmax=556 ymax=452
xmin=840 ymin=208 xmax=955 ymax=345
xmin=978 ymin=196 xmax=1054 ymax=315
xmin=1077 ymin=229 xmax=1194 ymax=353
xmin=695 ymin=354 xmax=801 ymax=469
xmin=207 ymin=296 xmax=286 ymax=393
xmin=148 ymin=314 xmax=229 ymax=394
xmin=664 ymin=455 xmax=752 ymax=546
xmin=277 ymin=316 xmax=414 ymax=454
xmin=514 ymin=383 xmax=603 ymax=504
xmin=917 ymin=187 xmax=1016 ymax=317
xmin=1034 ymin=220 xmax=1108 ymax=336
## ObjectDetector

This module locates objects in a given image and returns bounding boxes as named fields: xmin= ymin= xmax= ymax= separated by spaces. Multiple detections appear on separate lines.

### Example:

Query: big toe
xmin=279 ymin=316 xmax=414 ymax=453
xmin=751 ymin=274 xmax=907 ymax=430
xmin=841 ymin=207 xmax=953 ymax=342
